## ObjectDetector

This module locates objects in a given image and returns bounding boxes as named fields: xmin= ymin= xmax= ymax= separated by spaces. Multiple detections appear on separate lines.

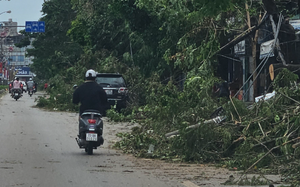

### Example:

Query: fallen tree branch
xmin=269 ymin=14 xmax=287 ymax=66
xmin=253 ymin=138 xmax=276 ymax=158
xmin=258 ymin=122 xmax=266 ymax=137
xmin=229 ymin=96 xmax=242 ymax=123
xmin=165 ymin=116 xmax=226 ymax=138
xmin=278 ymin=91 xmax=300 ymax=105
xmin=292 ymin=142 xmax=300 ymax=148
xmin=238 ymin=136 xmax=300 ymax=182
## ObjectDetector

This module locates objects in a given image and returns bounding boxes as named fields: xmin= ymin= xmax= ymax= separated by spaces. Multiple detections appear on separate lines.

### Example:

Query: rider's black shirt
xmin=72 ymin=81 xmax=107 ymax=115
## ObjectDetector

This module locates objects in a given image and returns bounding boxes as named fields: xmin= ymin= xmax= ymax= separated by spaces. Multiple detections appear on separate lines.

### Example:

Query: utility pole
xmin=245 ymin=2 xmax=262 ymax=100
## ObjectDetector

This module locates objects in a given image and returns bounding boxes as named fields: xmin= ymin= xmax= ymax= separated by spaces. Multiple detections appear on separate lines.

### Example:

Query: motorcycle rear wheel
xmin=86 ymin=144 xmax=93 ymax=155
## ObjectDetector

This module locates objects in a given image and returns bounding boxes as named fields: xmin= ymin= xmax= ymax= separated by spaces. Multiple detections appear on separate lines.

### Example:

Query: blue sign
xmin=25 ymin=21 xmax=45 ymax=33
xmin=16 ymin=67 xmax=31 ymax=75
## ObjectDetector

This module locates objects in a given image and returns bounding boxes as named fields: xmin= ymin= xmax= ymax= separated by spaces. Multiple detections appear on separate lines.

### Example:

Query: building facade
xmin=0 ymin=19 xmax=34 ymax=83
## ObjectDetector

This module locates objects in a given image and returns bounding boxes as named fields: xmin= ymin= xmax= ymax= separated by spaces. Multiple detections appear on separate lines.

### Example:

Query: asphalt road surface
xmin=0 ymin=91 xmax=183 ymax=187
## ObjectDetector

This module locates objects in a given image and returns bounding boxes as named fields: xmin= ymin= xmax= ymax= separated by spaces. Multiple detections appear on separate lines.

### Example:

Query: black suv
xmin=95 ymin=73 xmax=128 ymax=111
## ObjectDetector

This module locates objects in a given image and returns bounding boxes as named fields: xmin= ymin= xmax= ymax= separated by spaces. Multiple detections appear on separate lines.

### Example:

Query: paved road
xmin=0 ymin=91 xmax=183 ymax=187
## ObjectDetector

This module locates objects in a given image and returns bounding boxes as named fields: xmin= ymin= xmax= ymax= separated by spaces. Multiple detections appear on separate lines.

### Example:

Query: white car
xmin=20 ymin=81 xmax=27 ymax=93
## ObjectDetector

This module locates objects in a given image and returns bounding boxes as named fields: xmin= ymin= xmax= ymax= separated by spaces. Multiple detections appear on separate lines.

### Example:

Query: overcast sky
xmin=0 ymin=0 xmax=44 ymax=31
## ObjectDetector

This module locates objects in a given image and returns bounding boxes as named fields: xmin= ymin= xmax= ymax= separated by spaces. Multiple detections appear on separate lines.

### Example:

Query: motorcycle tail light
xmin=88 ymin=119 xmax=96 ymax=124
xmin=118 ymin=87 xmax=128 ymax=93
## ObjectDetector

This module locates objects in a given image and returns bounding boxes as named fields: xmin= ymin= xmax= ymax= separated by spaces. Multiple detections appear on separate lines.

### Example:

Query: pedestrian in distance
xmin=44 ymin=82 xmax=48 ymax=90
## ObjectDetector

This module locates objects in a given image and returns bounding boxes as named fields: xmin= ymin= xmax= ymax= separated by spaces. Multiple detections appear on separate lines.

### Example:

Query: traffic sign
xmin=25 ymin=21 xmax=45 ymax=33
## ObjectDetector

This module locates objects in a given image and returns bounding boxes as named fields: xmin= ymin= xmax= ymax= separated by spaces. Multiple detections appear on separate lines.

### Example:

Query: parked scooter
xmin=75 ymin=110 xmax=104 ymax=155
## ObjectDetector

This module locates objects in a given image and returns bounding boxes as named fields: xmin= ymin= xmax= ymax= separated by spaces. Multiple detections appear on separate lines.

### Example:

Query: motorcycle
xmin=75 ymin=110 xmax=104 ymax=155
xmin=11 ymin=89 xmax=22 ymax=101
xmin=28 ymin=87 xmax=34 ymax=97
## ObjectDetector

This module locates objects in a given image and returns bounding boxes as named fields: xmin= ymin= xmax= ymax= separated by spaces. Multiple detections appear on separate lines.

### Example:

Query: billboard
xmin=15 ymin=67 xmax=30 ymax=75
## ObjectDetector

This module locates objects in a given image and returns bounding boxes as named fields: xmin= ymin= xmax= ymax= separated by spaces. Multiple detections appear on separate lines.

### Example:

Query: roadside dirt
xmin=102 ymin=118 xmax=285 ymax=187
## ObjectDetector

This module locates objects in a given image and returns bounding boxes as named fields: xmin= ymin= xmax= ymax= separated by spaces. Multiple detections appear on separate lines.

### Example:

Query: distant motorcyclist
xmin=27 ymin=78 xmax=35 ymax=94
xmin=72 ymin=69 xmax=108 ymax=116
xmin=11 ymin=77 xmax=22 ymax=96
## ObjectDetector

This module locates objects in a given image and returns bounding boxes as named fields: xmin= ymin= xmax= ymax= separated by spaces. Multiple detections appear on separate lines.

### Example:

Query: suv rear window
xmin=95 ymin=74 xmax=126 ymax=87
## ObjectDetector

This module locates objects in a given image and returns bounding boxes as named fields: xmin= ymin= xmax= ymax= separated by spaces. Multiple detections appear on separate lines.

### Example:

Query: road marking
xmin=182 ymin=180 xmax=199 ymax=187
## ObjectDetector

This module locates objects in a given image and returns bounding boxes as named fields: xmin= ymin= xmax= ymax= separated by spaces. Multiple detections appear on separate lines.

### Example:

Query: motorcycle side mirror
xmin=73 ymin=84 xmax=78 ymax=90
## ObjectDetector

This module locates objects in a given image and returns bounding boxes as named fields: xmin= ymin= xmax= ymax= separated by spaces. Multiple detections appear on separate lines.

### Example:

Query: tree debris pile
xmin=114 ymin=68 xmax=300 ymax=185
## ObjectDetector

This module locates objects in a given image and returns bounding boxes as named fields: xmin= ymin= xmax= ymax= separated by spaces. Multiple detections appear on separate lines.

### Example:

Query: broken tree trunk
xmin=269 ymin=14 xmax=287 ymax=66
xmin=165 ymin=116 xmax=226 ymax=138
xmin=272 ymin=63 xmax=300 ymax=74
xmin=217 ymin=13 xmax=267 ymax=54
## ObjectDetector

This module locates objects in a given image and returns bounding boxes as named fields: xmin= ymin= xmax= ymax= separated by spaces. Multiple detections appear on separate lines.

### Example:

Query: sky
xmin=0 ymin=0 xmax=44 ymax=31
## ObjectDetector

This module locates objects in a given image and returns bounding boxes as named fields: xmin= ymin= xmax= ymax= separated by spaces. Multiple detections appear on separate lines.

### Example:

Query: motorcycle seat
xmin=82 ymin=109 xmax=101 ymax=113
xmin=81 ymin=110 xmax=102 ymax=117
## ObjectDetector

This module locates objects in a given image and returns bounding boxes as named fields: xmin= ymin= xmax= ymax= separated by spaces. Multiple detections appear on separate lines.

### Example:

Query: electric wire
xmin=234 ymin=13 xmax=284 ymax=99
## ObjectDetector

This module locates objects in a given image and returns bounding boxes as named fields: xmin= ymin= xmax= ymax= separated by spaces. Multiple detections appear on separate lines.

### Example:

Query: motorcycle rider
xmin=11 ymin=77 xmax=22 ymax=97
xmin=26 ymin=78 xmax=35 ymax=94
xmin=72 ymin=69 xmax=108 ymax=118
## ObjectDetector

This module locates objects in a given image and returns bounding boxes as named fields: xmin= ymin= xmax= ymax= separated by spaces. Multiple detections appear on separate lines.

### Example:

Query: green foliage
xmin=26 ymin=0 xmax=82 ymax=80
xmin=274 ymin=68 xmax=299 ymax=91
xmin=0 ymin=85 xmax=7 ymax=90
xmin=106 ymin=108 xmax=135 ymax=122
xmin=35 ymin=75 xmax=78 ymax=112
xmin=35 ymin=96 xmax=50 ymax=108
xmin=114 ymin=127 xmax=167 ymax=158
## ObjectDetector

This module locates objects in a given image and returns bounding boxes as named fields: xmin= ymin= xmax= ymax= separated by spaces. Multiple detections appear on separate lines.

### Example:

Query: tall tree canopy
xmin=26 ymin=0 xmax=82 ymax=80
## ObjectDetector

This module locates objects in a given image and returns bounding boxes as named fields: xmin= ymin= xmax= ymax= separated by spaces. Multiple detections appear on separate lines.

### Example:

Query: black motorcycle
xmin=76 ymin=110 xmax=104 ymax=155
xmin=11 ymin=89 xmax=22 ymax=101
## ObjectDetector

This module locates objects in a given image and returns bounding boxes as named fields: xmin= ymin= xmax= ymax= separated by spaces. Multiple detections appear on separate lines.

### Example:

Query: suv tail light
xmin=118 ymin=87 xmax=128 ymax=94
xmin=88 ymin=119 xmax=96 ymax=124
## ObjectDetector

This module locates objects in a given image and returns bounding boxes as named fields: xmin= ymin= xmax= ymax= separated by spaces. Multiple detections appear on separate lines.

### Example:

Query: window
xmin=11 ymin=56 xmax=17 ymax=62
xmin=18 ymin=56 xmax=25 ymax=62
xmin=95 ymin=76 xmax=125 ymax=87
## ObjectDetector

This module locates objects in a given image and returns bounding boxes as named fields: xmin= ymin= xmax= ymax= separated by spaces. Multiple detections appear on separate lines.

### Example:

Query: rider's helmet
xmin=29 ymin=78 xmax=32 ymax=81
xmin=16 ymin=77 xmax=19 ymax=81
xmin=85 ymin=69 xmax=96 ymax=80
